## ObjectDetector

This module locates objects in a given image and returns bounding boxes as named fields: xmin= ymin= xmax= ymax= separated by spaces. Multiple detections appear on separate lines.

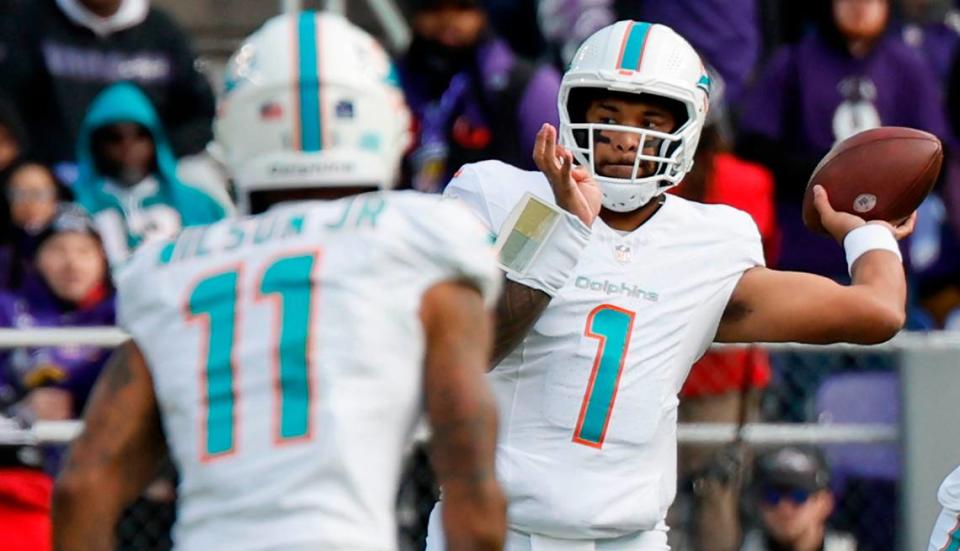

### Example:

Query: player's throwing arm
xmin=714 ymin=129 xmax=935 ymax=346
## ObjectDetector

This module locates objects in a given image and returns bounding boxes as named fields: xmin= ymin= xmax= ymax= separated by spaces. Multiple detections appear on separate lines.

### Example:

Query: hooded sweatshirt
xmin=73 ymin=82 xmax=227 ymax=264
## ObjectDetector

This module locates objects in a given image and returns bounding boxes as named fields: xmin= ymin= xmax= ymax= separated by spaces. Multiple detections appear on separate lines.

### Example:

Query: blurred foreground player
xmin=51 ymin=12 xmax=506 ymax=551
xmin=429 ymin=20 xmax=915 ymax=549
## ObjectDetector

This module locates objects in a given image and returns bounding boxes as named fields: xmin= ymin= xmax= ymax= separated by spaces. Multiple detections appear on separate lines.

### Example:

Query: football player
xmin=427 ymin=20 xmax=916 ymax=549
xmin=929 ymin=466 xmax=960 ymax=551
xmin=52 ymin=12 xmax=505 ymax=551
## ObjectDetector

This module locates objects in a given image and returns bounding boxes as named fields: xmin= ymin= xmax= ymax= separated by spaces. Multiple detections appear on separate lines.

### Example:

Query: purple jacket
xmin=400 ymin=36 xmax=560 ymax=191
xmin=0 ymin=229 xmax=46 ymax=293
xmin=741 ymin=32 xmax=948 ymax=154
xmin=740 ymin=31 xmax=948 ymax=278
xmin=0 ymin=276 xmax=115 ymax=417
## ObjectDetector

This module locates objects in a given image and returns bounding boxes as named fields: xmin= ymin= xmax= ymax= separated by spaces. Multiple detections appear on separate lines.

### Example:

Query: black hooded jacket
xmin=0 ymin=0 xmax=215 ymax=164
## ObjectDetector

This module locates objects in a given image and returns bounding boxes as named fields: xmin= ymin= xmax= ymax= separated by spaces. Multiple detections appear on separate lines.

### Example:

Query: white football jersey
xmin=445 ymin=161 xmax=764 ymax=539
xmin=940 ymin=465 xmax=960 ymax=510
xmin=116 ymin=192 xmax=500 ymax=551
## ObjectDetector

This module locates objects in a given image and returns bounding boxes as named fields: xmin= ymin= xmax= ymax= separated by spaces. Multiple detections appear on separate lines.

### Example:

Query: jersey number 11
xmin=185 ymin=252 xmax=318 ymax=461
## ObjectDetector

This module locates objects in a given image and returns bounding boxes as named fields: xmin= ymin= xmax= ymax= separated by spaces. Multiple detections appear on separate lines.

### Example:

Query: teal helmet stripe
xmin=297 ymin=12 xmax=322 ymax=151
xmin=619 ymin=22 xmax=652 ymax=72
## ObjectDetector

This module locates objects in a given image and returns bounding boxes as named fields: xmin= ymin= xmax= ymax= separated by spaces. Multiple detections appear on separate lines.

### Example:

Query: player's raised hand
xmin=812 ymin=185 xmax=917 ymax=243
xmin=533 ymin=123 xmax=602 ymax=226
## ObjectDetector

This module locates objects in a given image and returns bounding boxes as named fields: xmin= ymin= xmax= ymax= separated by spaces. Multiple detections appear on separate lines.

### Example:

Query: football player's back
xmin=52 ymin=12 xmax=506 ymax=551
xmin=118 ymin=192 xmax=493 ymax=550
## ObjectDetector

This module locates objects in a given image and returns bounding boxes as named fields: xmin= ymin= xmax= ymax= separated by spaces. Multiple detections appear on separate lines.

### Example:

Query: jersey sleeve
xmin=392 ymin=193 xmax=502 ymax=306
xmin=680 ymin=204 xmax=766 ymax=370
xmin=442 ymin=160 xmax=553 ymax=239
xmin=443 ymin=163 xmax=498 ymax=232
xmin=727 ymin=207 xmax=766 ymax=270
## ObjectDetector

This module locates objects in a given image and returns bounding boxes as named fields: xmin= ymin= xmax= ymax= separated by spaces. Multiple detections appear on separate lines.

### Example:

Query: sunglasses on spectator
xmin=761 ymin=487 xmax=812 ymax=506
xmin=101 ymin=125 xmax=151 ymax=143
xmin=7 ymin=188 xmax=57 ymax=203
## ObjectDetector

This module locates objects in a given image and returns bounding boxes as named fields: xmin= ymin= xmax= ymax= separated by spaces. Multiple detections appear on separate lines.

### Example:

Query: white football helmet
xmin=559 ymin=21 xmax=710 ymax=212
xmin=215 ymin=11 xmax=411 ymax=213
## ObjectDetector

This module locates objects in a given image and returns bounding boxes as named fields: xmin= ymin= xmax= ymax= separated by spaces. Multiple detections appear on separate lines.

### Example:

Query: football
xmin=802 ymin=127 xmax=943 ymax=234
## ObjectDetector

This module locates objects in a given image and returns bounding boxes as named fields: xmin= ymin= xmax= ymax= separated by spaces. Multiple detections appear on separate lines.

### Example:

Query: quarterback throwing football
xmin=428 ymin=20 xmax=916 ymax=550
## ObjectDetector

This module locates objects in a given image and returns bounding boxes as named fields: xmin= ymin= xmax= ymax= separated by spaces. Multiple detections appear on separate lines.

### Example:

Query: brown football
xmin=802 ymin=127 xmax=943 ymax=234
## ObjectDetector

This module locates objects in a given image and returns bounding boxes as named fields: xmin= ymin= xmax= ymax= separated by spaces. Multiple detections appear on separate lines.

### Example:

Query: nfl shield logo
xmin=614 ymin=244 xmax=632 ymax=264
xmin=336 ymin=100 xmax=354 ymax=119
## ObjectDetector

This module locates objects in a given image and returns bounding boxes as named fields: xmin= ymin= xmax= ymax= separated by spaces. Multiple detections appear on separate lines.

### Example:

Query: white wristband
xmin=495 ymin=192 xmax=591 ymax=296
xmin=843 ymin=223 xmax=902 ymax=276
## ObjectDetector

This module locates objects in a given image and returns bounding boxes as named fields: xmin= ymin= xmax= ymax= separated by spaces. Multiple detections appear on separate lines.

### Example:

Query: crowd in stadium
xmin=0 ymin=0 xmax=957 ymax=550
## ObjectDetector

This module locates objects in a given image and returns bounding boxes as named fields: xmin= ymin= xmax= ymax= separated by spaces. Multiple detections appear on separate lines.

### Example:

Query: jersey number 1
xmin=573 ymin=304 xmax=635 ymax=448
xmin=186 ymin=253 xmax=318 ymax=460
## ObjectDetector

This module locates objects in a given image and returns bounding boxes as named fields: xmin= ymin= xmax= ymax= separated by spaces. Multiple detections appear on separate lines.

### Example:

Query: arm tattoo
xmin=492 ymin=279 xmax=551 ymax=366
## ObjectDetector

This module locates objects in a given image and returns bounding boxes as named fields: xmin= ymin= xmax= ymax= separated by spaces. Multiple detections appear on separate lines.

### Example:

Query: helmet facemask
xmin=560 ymin=88 xmax=693 ymax=212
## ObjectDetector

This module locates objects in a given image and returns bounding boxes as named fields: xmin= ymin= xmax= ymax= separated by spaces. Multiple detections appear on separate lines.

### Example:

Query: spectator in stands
xmin=72 ymin=82 xmax=229 ymax=265
xmin=738 ymin=0 xmax=948 ymax=281
xmin=669 ymin=89 xmax=778 ymax=551
xmin=741 ymin=446 xmax=857 ymax=551
xmin=0 ymin=0 xmax=216 ymax=173
xmin=616 ymin=0 xmax=762 ymax=107
xmin=1 ymin=161 xmax=74 ymax=291
xmin=0 ymin=204 xmax=113 ymax=551
xmin=0 ymin=204 xmax=114 ymax=421
xmin=398 ymin=0 xmax=561 ymax=192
